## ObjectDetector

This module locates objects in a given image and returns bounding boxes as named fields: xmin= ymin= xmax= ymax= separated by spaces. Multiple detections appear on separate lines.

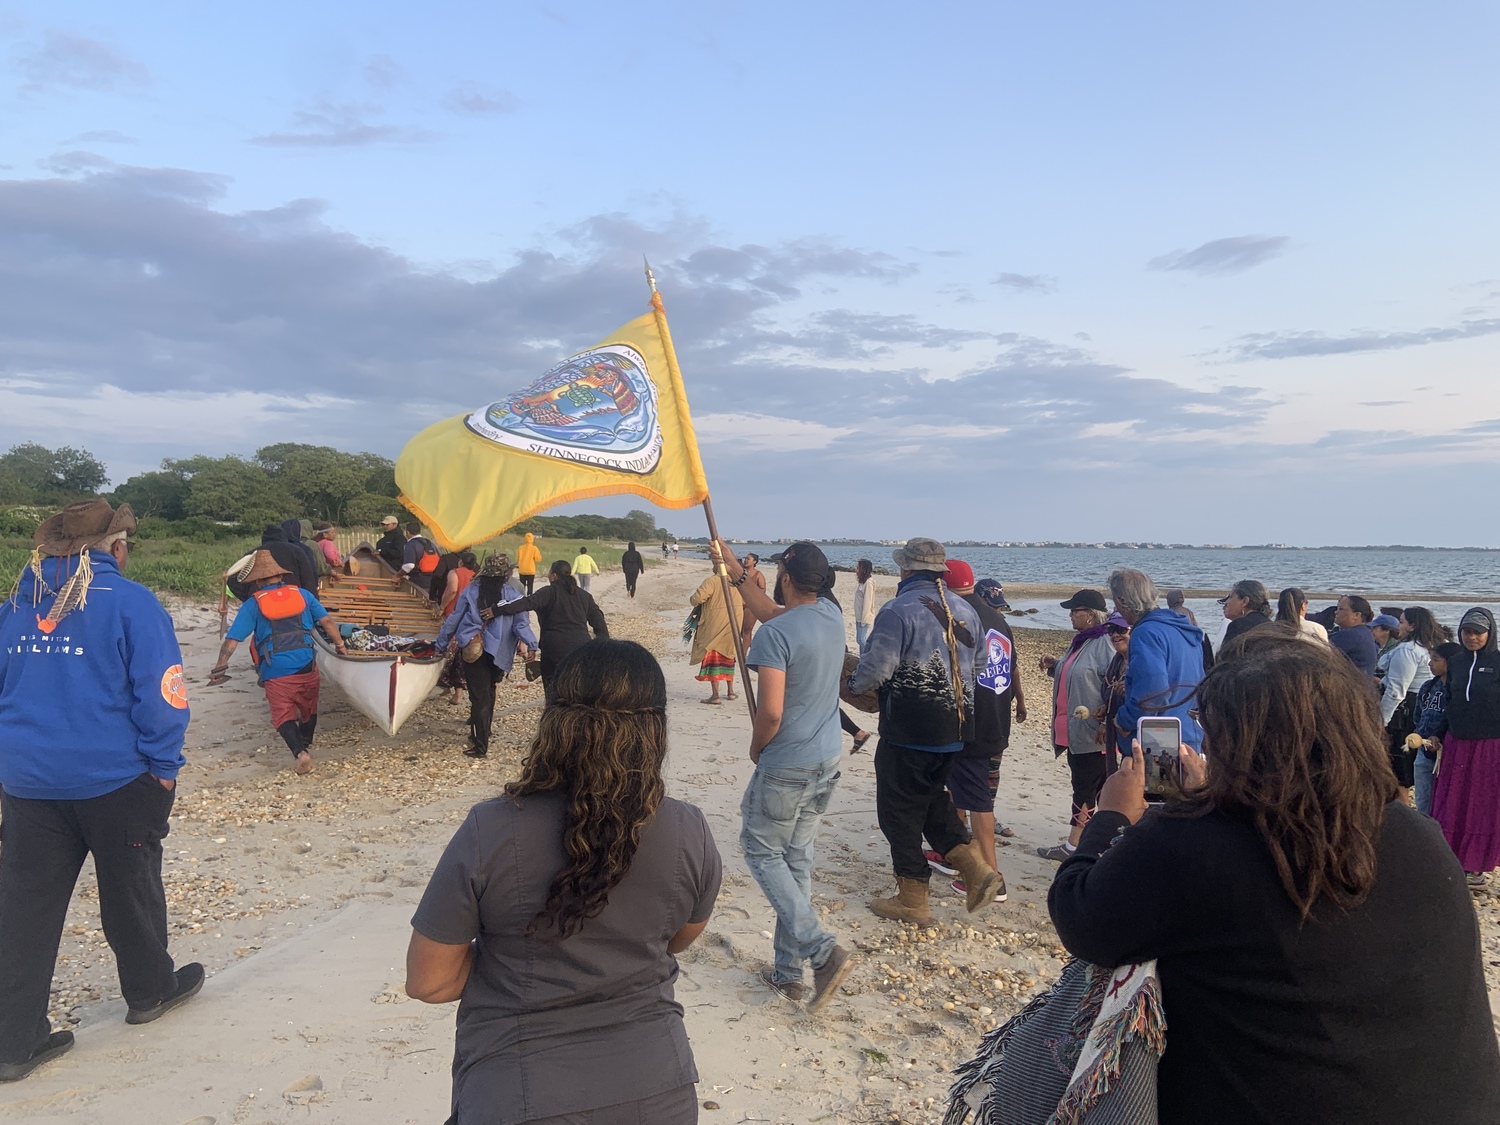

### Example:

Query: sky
xmin=0 ymin=1 xmax=1496 ymax=546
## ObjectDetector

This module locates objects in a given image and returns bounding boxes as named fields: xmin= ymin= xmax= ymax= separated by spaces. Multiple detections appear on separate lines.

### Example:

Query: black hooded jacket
xmin=1448 ymin=608 xmax=1500 ymax=740
xmin=261 ymin=525 xmax=318 ymax=595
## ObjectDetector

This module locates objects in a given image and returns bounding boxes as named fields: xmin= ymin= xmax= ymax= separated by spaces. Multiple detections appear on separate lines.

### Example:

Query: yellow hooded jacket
xmin=516 ymin=533 xmax=542 ymax=577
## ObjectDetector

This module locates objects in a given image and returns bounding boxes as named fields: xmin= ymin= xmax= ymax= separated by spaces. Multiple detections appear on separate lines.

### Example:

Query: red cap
xmin=943 ymin=559 xmax=975 ymax=589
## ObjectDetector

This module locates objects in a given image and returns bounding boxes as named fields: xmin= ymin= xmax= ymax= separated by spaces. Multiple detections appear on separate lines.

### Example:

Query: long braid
xmin=934 ymin=576 xmax=967 ymax=728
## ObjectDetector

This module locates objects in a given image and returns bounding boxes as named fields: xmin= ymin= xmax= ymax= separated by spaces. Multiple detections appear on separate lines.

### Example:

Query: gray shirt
xmin=412 ymin=792 xmax=722 ymax=1123
xmin=746 ymin=598 xmax=846 ymax=769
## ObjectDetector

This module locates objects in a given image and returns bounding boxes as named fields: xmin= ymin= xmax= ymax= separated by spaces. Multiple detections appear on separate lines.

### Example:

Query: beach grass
xmin=1 ymin=534 xmax=260 ymax=602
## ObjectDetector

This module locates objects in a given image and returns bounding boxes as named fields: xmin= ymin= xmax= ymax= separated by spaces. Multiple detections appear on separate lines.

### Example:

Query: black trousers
xmin=464 ymin=652 xmax=502 ymax=752
xmin=519 ymin=573 xmax=535 ymax=595
xmin=0 ymin=775 xmax=178 ymax=1063
xmin=1067 ymin=751 xmax=1108 ymax=825
xmin=624 ymin=571 xmax=639 ymax=596
xmin=874 ymin=740 xmax=970 ymax=881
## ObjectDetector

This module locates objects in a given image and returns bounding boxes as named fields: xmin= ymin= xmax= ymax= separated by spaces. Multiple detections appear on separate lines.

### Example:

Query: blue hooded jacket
xmin=0 ymin=551 xmax=189 ymax=799
xmin=1115 ymin=607 xmax=1206 ymax=748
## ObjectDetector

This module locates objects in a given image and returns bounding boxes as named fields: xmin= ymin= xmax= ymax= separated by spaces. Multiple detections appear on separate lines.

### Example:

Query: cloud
xmin=446 ymin=82 xmax=519 ymax=115
xmin=1148 ymin=235 xmax=1289 ymax=277
xmin=17 ymin=31 xmax=150 ymax=94
xmin=694 ymin=412 xmax=855 ymax=452
xmin=250 ymin=101 xmax=435 ymax=147
xmin=62 ymin=129 xmax=137 ymax=145
xmin=1219 ymin=317 xmax=1500 ymax=361
xmin=992 ymin=272 xmax=1056 ymax=294
xmin=364 ymin=54 xmax=403 ymax=89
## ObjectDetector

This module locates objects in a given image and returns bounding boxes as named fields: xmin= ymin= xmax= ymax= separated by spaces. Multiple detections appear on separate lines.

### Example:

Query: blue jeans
xmin=1414 ymin=748 xmax=1437 ymax=815
xmin=855 ymin=623 xmax=871 ymax=650
xmin=739 ymin=758 xmax=841 ymax=984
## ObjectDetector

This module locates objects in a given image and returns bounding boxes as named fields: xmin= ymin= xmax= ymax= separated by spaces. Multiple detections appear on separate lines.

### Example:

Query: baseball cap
xmin=974 ymin=578 xmax=1009 ymax=610
xmin=1106 ymin=612 xmax=1130 ymax=631
xmin=769 ymin=541 xmax=831 ymax=591
xmin=1371 ymin=614 xmax=1400 ymax=630
xmin=942 ymin=559 xmax=975 ymax=589
xmin=381 ymin=515 xmax=399 ymax=527
xmin=1059 ymin=589 xmax=1108 ymax=612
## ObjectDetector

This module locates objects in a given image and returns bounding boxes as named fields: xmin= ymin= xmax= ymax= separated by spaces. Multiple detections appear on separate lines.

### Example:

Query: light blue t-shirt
xmin=745 ymin=598 xmax=845 ymax=769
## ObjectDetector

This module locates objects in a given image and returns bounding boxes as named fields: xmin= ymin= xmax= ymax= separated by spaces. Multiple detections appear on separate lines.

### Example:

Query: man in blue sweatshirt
xmin=0 ymin=501 xmax=202 ymax=1082
xmin=1108 ymin=567 xmax=1207 ymax=752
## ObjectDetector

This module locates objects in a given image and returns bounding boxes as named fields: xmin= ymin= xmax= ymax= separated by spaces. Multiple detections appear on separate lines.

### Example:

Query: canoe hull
xmin=314 ymin=637 xmax=444 ymax=736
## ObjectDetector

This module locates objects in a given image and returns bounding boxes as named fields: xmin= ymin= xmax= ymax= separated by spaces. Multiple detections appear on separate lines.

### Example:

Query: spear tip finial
xmin=643 ymin=256 xmax=657 ymax=294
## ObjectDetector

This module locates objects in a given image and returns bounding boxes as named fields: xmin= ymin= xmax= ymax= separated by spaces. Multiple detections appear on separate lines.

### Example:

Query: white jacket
xmin=853 ymin=579 xmax=878 ymax=626
xmin=1380 ymin=640 xmax=1433 ymax=725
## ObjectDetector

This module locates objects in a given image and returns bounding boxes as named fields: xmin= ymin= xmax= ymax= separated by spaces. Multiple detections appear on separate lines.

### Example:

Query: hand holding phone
xmin=1098 ymin=740 xmax=1148 ymax=824
xmin=1138 ymin=717 xmax=1184 ymax=797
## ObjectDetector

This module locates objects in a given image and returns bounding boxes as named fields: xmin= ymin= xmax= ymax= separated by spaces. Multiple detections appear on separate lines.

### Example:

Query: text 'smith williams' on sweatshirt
xmin=0 ymin=551 xmax=189 ymax=800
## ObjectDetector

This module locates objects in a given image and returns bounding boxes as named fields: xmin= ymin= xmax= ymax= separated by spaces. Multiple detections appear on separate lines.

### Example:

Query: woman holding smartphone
xmin=1049 ymin=630 xmax=1499 ymax=1124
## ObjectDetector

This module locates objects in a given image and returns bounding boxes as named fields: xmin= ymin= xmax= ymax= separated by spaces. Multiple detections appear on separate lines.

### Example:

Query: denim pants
xmin=739 ymin=758 xmax=841 ymax=984
xmin=1414 ymin=748 xmax=1437 ymax=816
xmin=855 ymin=623 xmax=871 ymax=650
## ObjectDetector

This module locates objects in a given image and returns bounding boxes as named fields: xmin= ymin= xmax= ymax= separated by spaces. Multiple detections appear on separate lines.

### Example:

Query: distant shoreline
xmin=704 ymin=540 xmax=1500 ymax=553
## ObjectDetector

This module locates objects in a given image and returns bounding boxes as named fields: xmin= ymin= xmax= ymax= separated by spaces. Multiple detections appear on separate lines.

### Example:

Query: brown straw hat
xmin=241 ymin=550 xmax=293 ymax=584
xmin=34 ymin=500 xmax=137 ymax=558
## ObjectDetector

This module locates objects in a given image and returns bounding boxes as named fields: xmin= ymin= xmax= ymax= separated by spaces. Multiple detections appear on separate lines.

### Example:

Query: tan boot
xmin=868 ymin=877 xmax=933 ymax=925
xmin=945 ymin=841 xmax=1003 ymax=913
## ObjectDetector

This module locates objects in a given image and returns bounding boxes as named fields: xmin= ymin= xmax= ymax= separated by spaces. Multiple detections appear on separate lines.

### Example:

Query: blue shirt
xmin=746 ymin=598 xmax=845 ymax=769
xmin=0 ymin=552 xmax=189 ymax=799
xmin=227 ymin=585 xmax=329 ymax=680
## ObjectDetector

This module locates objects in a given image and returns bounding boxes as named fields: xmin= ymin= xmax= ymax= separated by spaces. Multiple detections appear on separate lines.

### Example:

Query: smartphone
xmin=1137 ymin=717 xmax=1183 ymax=797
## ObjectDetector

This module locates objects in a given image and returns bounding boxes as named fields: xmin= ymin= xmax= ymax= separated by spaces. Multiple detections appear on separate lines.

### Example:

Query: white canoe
xmin=314 ymin=562 xmax=447 ymax=735
xmin=314 ymin=636 xmax=445 ymax=736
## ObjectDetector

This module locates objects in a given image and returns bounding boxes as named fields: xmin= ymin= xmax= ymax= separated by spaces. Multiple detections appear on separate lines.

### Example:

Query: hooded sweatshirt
xmin=0 ymin=551 xmax=189 ymax=799
xmin=255 ymin=524 xmax=318 ymax=595
xmin=1447 ymin=608 xmax=1500 ymax=741
xmin=1116 ymin=607 xmax=1206 ymax=748
xmin=281 ymin=518 xmax=319 ymax=577
xmin=516 ymin=533 xmax=542 ymax=577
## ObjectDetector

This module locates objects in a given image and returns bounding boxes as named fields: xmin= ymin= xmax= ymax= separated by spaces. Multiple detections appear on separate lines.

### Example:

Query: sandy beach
xmin=5 ymin=560 xmax=1499 ymax=1125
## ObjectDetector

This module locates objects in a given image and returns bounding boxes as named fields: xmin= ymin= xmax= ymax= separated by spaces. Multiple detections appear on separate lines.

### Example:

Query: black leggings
xmin=519 ymin=573 xmax=534 ymax=595
xmin=1067 ymin=751 xmax=1108 ymax=826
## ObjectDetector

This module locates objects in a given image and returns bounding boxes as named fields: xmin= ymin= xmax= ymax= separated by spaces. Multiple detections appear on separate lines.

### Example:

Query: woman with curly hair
xmin=1050 ymin=630 xmax=1500 ymax=1124
xmin=406 ymin=640 xmax=722 ymax=1125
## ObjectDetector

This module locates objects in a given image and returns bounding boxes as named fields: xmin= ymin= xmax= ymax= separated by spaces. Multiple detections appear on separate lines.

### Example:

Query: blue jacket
xmin=849 ymin=572 xmax=981 ymax=750
xmin=436 ymin=583 xmax=537 ymax=676
xmin=1116 ymin=608 xmax=1206 ymax=748
xmin=0 ymin=551 xmax=189 ymax=799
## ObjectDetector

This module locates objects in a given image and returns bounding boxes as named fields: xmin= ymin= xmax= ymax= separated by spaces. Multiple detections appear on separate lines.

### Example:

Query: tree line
xmin=0 ymin=442 xmax=672 ymax=544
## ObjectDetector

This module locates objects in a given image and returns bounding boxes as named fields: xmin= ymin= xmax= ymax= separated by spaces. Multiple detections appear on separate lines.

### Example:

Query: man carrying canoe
xmin=209 ymin=551 xmax=345 ymax=774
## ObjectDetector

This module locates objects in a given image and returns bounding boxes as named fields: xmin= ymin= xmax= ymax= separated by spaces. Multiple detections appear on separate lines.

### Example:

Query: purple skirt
xmin=1431 ymin=735 xmax=1500 ymax=873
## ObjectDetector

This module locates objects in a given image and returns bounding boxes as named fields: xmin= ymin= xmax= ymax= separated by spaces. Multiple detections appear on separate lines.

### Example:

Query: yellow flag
xmin=396 ymin=293 xmax=711 ymax=550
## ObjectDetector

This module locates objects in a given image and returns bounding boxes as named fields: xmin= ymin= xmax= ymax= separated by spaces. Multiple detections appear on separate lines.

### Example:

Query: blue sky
xmin=1 ymin=2 xmax=1496 ymax=545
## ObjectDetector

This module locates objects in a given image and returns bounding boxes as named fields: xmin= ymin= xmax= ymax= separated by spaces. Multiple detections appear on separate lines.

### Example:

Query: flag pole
xmin=645 ymin=258 xmax=757 ymax=719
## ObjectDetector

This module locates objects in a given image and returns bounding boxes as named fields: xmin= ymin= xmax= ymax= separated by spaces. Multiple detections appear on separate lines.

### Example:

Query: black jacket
xmin=1448 ymin=608 xmax=1500 ymax=740
xmin=1221 ymin=609 xmax=1274 ymax=653
xmin=375 ymin=529 xmax=405 ymax=572
xmin=489 ymin=580 xmax=608 ymax=661
xmin=1051 ymin=803 xmax=1500 ymax=1125
xmin=621 ymin=549 xmax=645 ymax=578
xmin=959 ymin=592 xmax=1016 ymax=758
xmin=246 ymin=525 xmax=317 ymax=597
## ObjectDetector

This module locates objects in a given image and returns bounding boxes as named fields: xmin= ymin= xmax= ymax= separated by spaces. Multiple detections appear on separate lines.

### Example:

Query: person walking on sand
xmin=437 ymin=554 xmax=536 ymax=758
xmin=1431 ymin=608 xmax=1500 ymax=888
xmin=728 ymin=541 xmax=855 ymax=1008
xmin=487 ymin=560 xmax=608 ymax=704
xmin=939 ymin=561 xmax=1025 ymax=899
xmin=853 ymin=558 xmax=878 ymax=650
xmin=406 ymin=641 xmax=721 ymax=1125
xmin=736 ymin=553 xmax=767 ymax=653
xmin=0 ymin=501 xmax=203 ymax=1082
xmin=210 ymin=551 xmax=347 ymax=774
xmin=515 ymin=532 xmax=542 ymax=596
xmin=689 ymin=564 xmax=744 ymax=704
xmin=436 ymin=550 xmax=479 ymax=705
xmin=621 ymin=540 xmax=645 ymax=598
xmin=1036 ymin=589 xmax=1115 ymax=862
xmin=846 ymin=537 xmax=1004 ymax=923
xmin=572 ymin=546 xmax=599 ymax=591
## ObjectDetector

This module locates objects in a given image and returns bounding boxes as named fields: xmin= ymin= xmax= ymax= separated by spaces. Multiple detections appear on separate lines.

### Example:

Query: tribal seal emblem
xmin=466 ymin=345 xmax=662 ymax=475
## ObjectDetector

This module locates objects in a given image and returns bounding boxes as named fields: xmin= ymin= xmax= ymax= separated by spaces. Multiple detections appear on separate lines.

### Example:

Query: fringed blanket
xmin=944 ymin=959 xmax=1165 ymax=1125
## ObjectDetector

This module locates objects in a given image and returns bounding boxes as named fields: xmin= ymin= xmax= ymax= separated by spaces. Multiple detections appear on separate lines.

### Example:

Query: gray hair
xmin=1077 ymin=607 xmax=1109 ymax=628
xmin=91 ymin=530 xmax=129 ymax=554
xmin=1108 ymin=567 xmax=1159 ymax=620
